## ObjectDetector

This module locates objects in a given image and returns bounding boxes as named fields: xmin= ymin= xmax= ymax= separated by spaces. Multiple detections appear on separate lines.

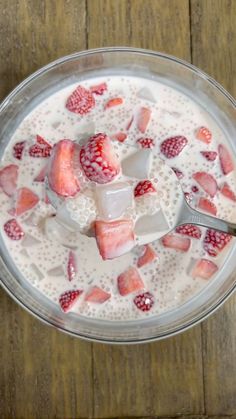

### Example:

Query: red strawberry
xmin=67 ymin=251 xmax=77 ymax=281
xmin=117 ymin=266 xmax=144 ymax=296
xmin=80 ymin=133 xmax=120 ymax=184
xmin=191 ymin=259 xmax=218 ymax=279
xmin=134 ymin=180 xmax=156 ymax=198
xmin=111 ymin=132 xmax=127 ymax=143
xmin=126 ymin=115 xmax=134 ymax=130
xmin=105 ymin=97 xmax=123 ymax=109
xmin=66 ymin=85 xmax=95 ymax=115
xmin=29 ymin=135 xmax=52 ymax=158
xmin=198 ymin=197 xmax=217 ymax=215
xmin=137 ymin=107 xmax=151 ymax=133
xmin=95 ymin=219 xmax=134 ymax=260
xmin=137 ymin=245 xmax=157 ymax=268
xmin=11 ymin=187 xmax=39 ymax=216
xmin=34 ymin=164 xmax=48 ymax=182
xmin=218 ymin=144 xmax=234 ymax=175
xmin=59 ymin=290 xmax=83 ymax=312
xmin=134 ymin=291 xmax=154 ymax=312
xmin=36 ymin=135 xmax=51 ymax=147
xmin=192 ymin=172 xmax=217 ymax=197
xmin=90 ymin=82 xmax=107 ymax=95
xmin=160 ymin=136 xmax=188 ymax=158
xmin=13 ymin=141 xmax=26 ymax=160
xmin=48 ymin=139 xmax=80 ymax=197
xmin=162 ymin=234 xmax=191 ymax=252
xmin=0 ymin=164 xmax=18 ymax=197
xmin=200 ymin=151 xmax=217 ymax=161
xmin=220 ymin=182 xmax=236 ymax=202
xmin=136 ymin=137 xmax=155 ymax=149
xmin=191 ymin=185 xmax=199 ymax=193
xmin=176 ymin=224 xmax=202 ymax=239
xmin=195 ymin=127 xmax=212 ymax=144
xmin=203 ymin=229 xmax=232 ymax=257
xmin=85 ymin=286 xmax=111 ymax=303
xmin=4 ymin=218 xmax=24 ymax=240
xmin=172 ymin=167 xmax=184 ymax=179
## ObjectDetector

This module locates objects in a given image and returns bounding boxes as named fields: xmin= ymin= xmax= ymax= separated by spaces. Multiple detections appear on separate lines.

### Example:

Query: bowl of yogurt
xmin=0 ymin=47 xmax=235 ymax=343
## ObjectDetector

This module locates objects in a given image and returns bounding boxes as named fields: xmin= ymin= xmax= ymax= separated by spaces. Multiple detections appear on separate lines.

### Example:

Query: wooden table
xmin=0 ymin=1 xmax=235 ymax=418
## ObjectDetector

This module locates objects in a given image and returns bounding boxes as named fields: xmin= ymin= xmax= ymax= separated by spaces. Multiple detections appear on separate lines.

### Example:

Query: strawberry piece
xmin=111 ymin=132 xmax=127 ymax=143
xmin=176 ymin=224 xmax=202 ymax=239
xmin=136 ymin=137 xmax=155 ymax=149
xmin=13 ymin=141 xmax=26 ymax=160
xmin=137 ymin=245 xmax=157 ymax=268
xmin=191 ymin=259 xmax=218 ymax=279
xmin=198 ymin=197 xmax=217 ymax=215
xmin=134 ymin=180 xmax=156 ymax=198
xmin=80 ymin=133 xmax=120 ymax=184
xmin=126 ymin=115 xmax=134 ymax=130
xmin=137 ymin=107 xmax=151 ymax=133
xmin=191 ymin=185 xmax=199 ymax=193
xmin=0 ymin=164 xmax=18 ymax=197
xmin=59 ymin=290 xmax=83 ymax=312
xmin=66 ymin=85 xmax=95 ymax=115
xmin=29 ymin=136 xmax=52 ymax=158
xmin=67 ymin=251 xmax=77 ymax=281
xmin=200 ymin=151 xmax=217 ymax=161
xmin=203 ymin=229 xmax=232 ymax=257
xmin=184 ymin=192 xmax=193 ymax=203
xmin=162 ymin=234 xmax=191 ymax=252
xmin=36 ymin=135 xmax=51 ymax=147
xmin=195 ymin=127 xmax=212 ymax=144
xmin=134 ymin=291 xmax=154 ymax=312
xmin=11 ymin=187 xmax=39 ymax=216
xmin=4 ymin=218 xmax=24 ymax=240
xmin=48 ymin=139 xmax=80 ymax=197
xmin=117 ymin=266 xmax=144 ymax=296
xmin=90 ymin=82 xmax=107 ymax=95
xmin=105 ymin=97 xmax=123 ymax=109
xmin=192 ymin=172 xmax=218 ymax=197
xmin=160 ymin=136 xmax=188 ymax=158
xmin=95 ymin=219 xmax=135 ymax=260
xmin=85 ymin=286 xmax=111 ymax=303
xmin=218 ymin=144 xmax=234 ymax=175
xmin=34 ymin=164 xmax=48 ymax=182
xmin=220 ymin=182 xmax=236 ymax=202
xmin=172 ymin=167 xmax=184 ymax=179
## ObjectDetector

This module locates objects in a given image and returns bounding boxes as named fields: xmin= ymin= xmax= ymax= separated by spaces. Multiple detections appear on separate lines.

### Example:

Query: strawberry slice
xmin=111 ymin=132 xmax=127 ymax=143
xmin=59 ymin=290 xmax=83 ymax=312
xmin=34 ymin=164 xmax=48 ymax=182
xmin=134 ymin=180 xmax=156 ymax=198
xmin=195 ymin=127 xmax=212 ymax=144
xmin=160 ymin=136 xmax=188 ymax=158
xmin=134 ymin=291 xmax=154 ymax=312
xmin=176 ymin=224 xmax=202 ymax=239
xmin=117 ymin=266 xmax=144 ymax=296
xmin=36 ymin=135 xmax=51 ymax=147
xmin=29 ymin=135 xmax=52 ymax=158
xmin=203 ymin=228 xmax=232 ymax=257
xmin=67 ymin=251 xmax=77 ymax=281
xmin=11 ymin=187 xmax=39 ymax=216
xmin=136 ymin=137 xmax=155 ymax=149
xmin=80 ymin=133 xmax=120 ymax=184
xmin=200 ymin=151 xmax=217 ymax=161
xmin=126 ymin=115 xmax=134 ymax=130
xmin=192 ymin=172 xmax=217 ymax=197
xmin=137 ymin=245 xmax=157 ymax=268
xmin=66 ymin=85 xmax=95 ymax=115
xmin=219 ymin=182 xmax=236 ymax=202
xmin=13 ymin=141 xmax=26 ymax=160
xmin=172 ymin=167 xmax=184 ymax=179
xmin=198 ymin=197 xmax=217 ymax=215
xmin=48 ymin=139 xmax=80 ymax=197
xmin=191 ymin=258 xmax=218 ymax=279
xmin=90 ymin=82 xmax=107 ymax=95
xmin=85 ymin=286 xmax=111 ymax=303
xmin=105 ymin=97 xmax=123 ymax=109
xmin=162 ymin=234 xmax=191 ymax=252
xmin=95 ymin=219 xmax=135 ymax=260
xmin=137 ymin=107 xmax=151 ymax=133
xmin=0 ymin=164 xmax=18 ymax=197
xmin=4 ymin=218 xmax=25 ymax=240
xmin=218 ymin=144 xmax=234 ymax=175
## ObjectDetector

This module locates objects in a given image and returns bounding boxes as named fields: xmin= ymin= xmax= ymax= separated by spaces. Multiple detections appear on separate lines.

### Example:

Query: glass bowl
xmin=0 ymin=47 xmax=235 ymax=343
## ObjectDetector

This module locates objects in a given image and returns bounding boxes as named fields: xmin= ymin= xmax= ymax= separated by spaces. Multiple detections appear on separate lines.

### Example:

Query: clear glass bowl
xmin=0 ymin=47 xmax=235 ymax=343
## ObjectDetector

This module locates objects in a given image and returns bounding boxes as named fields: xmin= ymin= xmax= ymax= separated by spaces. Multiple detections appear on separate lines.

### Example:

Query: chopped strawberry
xmin=90 ymin=82 xmax=107 ymax=95
xmin=137 ymin=107 xmax=151 ymax=133
xmin=11 ymin=187 xmax=39 ymax=216
xmin=160 ymin=136 xmax=188 ymax=158
xmin=162 ymin=234 xmax=191 ymax=252
xmin=200 ymin=151 xmax=217 ymax=161
xmin=4 ymin=218 xmax=24 ymax=240
xmin=191 ymin=258 xmax=218 ymax=279
xmin=176 ymin=224 xmax=202 ymax=239
xmin=13 ymin=141 xmax=26 ymax=160
xmin=67 ymin=251 xmax=77 ymax=281
xmin=66 ymin=85 xmax=95 ymax=115
xmin=126 ymin=115 xmax=134 ymax=130
xmin=184 ymin=192 xmax=193 ymax=203
xmin=203 ymin=229 xmax=232 ymax=257
xmin=36 ymin=135 xmax=51 ymax=147
xmin=219 ymin=182 xmax=236 ymax=202
xmin=85 ymin=286 xmax=111 ymax=303
xmin=117 ymin=266 xmax=144 ymax=296
xmin=134 ymin=291 xmax=154 ymax=312
xmin=137 ymin=245 xmax=157 ymax=268
xmin=218 ymin=144 xmax=234 ymax=175
xmin=48 ymin=139 xmax=80 ymax=197
xmin=34 ymin=164 xmax=48 ymax=182
xmin=192 ymin=172 xmax=217 ymax=197
xmin=105 ymin=97 xmax=123 ymax=109
xmin=0 ymin=164 xmax=18 ymax=197
xmin=44 ymin=192 xmax=51 ymax=205
xmin=136 ymin=137 xmax=155 ymax=149
xmin=111 ymin=132 xmax=127 ymax=143
xmin=80 ymin=133 xmax=120 ymax=184
xmin=172 ymin=167 xmax=184 ymax=179
xmin=29 ymin=136 xmax=52 ymax=158
xmin=95 ymin=219 xmax=134 ymax=260
xmin=59 ymin=290 xmax=83 ymax=312
xmin=198 ymin=197 xmax=217 ymax=215
xmin=134 ymin=180 xmax=156 ymax=198
xmin=191 ymin=185 xmax=199 ymax=193
xmin=195 ymin=127 xmax=212 ymax=144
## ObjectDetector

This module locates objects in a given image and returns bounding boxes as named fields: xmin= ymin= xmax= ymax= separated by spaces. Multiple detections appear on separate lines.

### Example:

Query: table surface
xmin=0 ymin=1 xmax=235 ymax=418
